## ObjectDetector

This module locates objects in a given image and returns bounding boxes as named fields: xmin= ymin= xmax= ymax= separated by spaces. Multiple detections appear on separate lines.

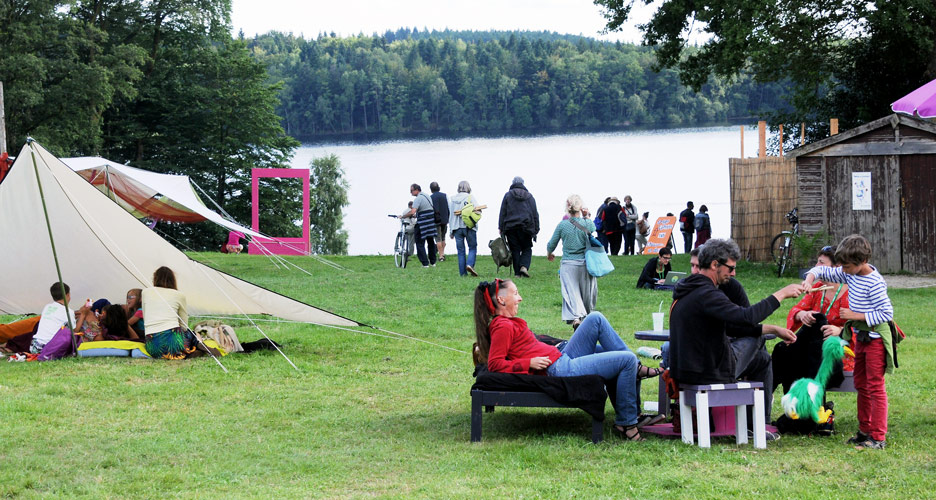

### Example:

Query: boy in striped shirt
xmin=802 ymin=234 xmax=894 ymax=450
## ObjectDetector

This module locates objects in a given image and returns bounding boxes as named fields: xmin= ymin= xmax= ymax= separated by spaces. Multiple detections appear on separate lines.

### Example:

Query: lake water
xmin=293 ymin=126 xmax=763 ymax=256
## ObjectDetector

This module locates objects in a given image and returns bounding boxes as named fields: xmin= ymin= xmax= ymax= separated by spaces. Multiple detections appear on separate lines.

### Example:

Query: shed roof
xmin=788 ymin=113 xmax=936 ymax=158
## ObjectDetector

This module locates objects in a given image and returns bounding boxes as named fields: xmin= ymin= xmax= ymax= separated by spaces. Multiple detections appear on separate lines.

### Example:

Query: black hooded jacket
xmin=498 ymin=183 xmax=539 ymax=235
xmin=669 ymin=273 xmax=779 ymax=384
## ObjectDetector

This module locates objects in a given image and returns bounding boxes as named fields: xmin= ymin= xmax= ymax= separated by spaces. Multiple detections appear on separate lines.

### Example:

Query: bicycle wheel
xmin=770 ymin=232 xmax=791 ymax=265
xmin=394 ymin=232 xmax=405 ymax=268
xmin=771 ymin=233 xmax=792 ymax=277
xmin=401 ymin=235 xmax=410 ymax=268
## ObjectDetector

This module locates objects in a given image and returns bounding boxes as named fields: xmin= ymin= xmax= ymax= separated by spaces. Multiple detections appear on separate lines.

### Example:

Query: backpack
xmin=694 ymin=213 xmax=708 ymax=231
xmin=594 ymin=207 xmax=604 ymax=232
xmin=489 ymin=237 xmax=511 ymax=271
xmin=461 ymin=200 xmax=482 ymax=229
xmin=193 ymin=320 xmax=243 ymax=354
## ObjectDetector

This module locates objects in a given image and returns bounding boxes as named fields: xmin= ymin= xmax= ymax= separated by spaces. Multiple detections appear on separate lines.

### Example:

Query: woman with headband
xmin=473 ymin=279 xmax=649 ymax=441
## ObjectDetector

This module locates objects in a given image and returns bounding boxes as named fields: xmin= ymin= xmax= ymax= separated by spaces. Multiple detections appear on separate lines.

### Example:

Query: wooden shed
xmin=789 ymin=114 xmax=936 ymax=273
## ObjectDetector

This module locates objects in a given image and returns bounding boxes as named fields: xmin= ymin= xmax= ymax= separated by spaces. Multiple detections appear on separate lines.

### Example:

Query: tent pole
xmin=28 ymin=140 xmax=78 ymax=355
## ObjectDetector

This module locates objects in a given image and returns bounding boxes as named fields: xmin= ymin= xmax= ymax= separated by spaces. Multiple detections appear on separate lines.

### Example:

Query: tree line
xmin=0 ymin=1 xmax=346 ymax=253
xmin=246 ymin=29 xmax=792 ymax=139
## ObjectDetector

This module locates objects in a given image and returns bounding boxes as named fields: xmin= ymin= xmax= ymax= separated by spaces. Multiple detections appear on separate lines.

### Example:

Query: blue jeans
xmin=452 ymin=228 xmax=477 ymax=276
xmin=548 ymin=312 xmax=639 ymax=426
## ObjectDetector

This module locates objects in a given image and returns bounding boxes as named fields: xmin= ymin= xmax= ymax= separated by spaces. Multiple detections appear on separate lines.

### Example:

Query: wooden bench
xmin=470 ymin=389 xmax=604 ymax=443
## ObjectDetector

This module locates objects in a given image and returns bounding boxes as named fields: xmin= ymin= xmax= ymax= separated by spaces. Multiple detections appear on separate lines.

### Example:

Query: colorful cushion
xmin=77 ymin=340 xmax=145 ymax=358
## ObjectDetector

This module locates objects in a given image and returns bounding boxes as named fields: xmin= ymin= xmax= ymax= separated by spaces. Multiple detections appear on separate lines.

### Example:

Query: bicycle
xmin=770 ymin=207 xmax=799 ymax=277
xmin=388 ymin=214 xmax=413 ymax=268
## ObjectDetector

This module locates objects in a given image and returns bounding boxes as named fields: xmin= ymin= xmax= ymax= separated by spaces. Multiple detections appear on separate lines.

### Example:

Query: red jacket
xmin=786 ymin=281 xmax=850 ymax=331
xmin=487 ymin=316 xmax=561 ymax=374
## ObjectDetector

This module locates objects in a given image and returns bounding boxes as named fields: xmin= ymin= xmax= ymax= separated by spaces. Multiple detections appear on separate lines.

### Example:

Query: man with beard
xmin=669 ymin=239 xmax=803 ymax=438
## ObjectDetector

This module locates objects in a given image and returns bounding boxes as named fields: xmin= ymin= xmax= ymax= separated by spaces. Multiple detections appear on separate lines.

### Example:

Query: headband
xmin=479 ymin=279 xmax=502 ymax=314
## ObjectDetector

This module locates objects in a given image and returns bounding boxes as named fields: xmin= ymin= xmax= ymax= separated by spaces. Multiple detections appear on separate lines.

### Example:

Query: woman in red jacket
xmin=773 ymin=246 xmax=853 ymax=394
xmin=474 ymin=279 xmax=650 ymax=441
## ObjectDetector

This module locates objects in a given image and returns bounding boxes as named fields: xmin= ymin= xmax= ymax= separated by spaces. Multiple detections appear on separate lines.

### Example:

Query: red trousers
xmin=854 ymin=337 xmax=888 ymax=441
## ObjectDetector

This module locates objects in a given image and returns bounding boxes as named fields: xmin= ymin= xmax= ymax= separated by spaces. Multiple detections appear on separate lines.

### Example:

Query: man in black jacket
xmin=670 ymin=239 xmax=802 ymax=430
xmin=498 ymin=176 xmax=539 ymax=277
xmin=679 ymin=201 xmax=695 ymax=254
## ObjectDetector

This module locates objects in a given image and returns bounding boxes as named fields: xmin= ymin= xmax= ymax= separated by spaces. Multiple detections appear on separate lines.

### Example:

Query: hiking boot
xmin=854 ymin=438 xmax=886 ymax=450
xmin=748 ymin=429 xmax=781 ymax=442
xmin=519 ymin=266 xmax=530 ymax=277
xmin=846 ymin=431 xmax=870 ymax=445
xmin=466 ymin=265 xmax=478 ymax=276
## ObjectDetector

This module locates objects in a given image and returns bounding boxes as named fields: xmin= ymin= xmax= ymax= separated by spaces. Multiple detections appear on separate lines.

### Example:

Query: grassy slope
xmin=1 ymin=253 xmax=933 ymax=499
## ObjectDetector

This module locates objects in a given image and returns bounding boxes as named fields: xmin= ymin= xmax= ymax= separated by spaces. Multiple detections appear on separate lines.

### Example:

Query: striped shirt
xmin=807 ymin=264 xmax=893 ymax=328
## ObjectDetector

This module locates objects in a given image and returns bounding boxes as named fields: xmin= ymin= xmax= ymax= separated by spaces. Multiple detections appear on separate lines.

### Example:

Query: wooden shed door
xmin=824 ymin=156 xmax=902 ymax=272
xmin=900 ymin=155 xmax=936 ymax=273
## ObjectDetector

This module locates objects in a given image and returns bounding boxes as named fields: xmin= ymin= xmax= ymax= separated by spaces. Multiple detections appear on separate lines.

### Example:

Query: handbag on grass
xmin=569 ymin=219 xmax=614 ymax=277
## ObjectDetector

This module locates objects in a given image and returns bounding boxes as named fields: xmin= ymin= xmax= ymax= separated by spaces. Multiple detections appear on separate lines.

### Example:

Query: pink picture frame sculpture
xmin=249 ymin=168 xmax=310 ymax=256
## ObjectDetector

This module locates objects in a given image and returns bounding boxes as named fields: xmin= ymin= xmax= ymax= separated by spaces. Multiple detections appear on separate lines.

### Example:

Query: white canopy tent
xmin=61 ymin=156 xmax=261 ymax=239
xmin=0 ymin=141 xmax=359 ymax=328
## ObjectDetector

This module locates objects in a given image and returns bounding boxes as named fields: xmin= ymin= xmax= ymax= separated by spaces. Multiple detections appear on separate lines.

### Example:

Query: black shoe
xmin=846 ymin=431 xmax=870 ymax=445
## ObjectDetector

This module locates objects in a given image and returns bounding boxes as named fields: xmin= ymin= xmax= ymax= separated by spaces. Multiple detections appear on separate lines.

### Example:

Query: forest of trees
xmin=246 ymin=29 xmax=793 ymax=139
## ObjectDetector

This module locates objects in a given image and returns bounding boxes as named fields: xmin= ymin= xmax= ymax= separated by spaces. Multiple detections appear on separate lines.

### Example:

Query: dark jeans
xmin=415 ymin=225 xmax=437 ymax=266
xmin=504 ymin=227 xmax=533 ymax=275
xmin=596 ymin=231 xmax=609 ymax=253
xmin=682 ymin=231 xmax=694 ymax=254
xmin=606 ymin=231 xmax=622 ymax=255
xmin=623 ymin=227 xmax=636 ymax=255
xmin=730 ymin=335 xmax=773 ymax=424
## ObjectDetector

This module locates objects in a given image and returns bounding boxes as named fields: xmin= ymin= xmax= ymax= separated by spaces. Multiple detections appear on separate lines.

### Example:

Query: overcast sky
xmin=229 ymin=0 xmax=658 ymax=43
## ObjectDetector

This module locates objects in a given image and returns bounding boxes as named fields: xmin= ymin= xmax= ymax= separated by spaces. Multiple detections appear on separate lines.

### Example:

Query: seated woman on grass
xmin=142 ymin=266 xmax=200 ymax=359
xmin=473 ymin=279 xmax=660 ymax=441
xmin=636 ymin=248 xmax=673 ymax=289
xmin=124 ymin=288 xmax=145 ymax=338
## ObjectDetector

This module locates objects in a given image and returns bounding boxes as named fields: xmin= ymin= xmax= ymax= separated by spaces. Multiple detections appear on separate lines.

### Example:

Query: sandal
xmin=613 ymin=424 xmax=645 ymax=441
xmin=637 ymin=363 xmax=663 ymax=380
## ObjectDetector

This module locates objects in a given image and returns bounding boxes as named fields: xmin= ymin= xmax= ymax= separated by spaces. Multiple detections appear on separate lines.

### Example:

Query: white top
xmin=34 ymin=301 xmax=76 ymax=345
xmin=142 ymin=287 xmax=189 ymax=335
xmin=807 ymin=264 xmax=893 ymax=329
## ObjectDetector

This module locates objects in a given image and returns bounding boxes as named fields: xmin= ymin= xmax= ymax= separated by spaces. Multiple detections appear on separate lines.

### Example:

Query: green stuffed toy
xmin=781 ymin=336 xmax=855 ymax=424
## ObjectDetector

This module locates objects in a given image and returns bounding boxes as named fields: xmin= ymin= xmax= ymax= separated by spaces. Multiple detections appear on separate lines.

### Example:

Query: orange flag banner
xmin=643 ymin=216 xmax=677 ymax=255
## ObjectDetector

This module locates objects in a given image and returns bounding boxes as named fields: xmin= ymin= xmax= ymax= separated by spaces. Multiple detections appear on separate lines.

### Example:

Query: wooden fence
xmin=729 ymin=157 xmax=797 ymax=262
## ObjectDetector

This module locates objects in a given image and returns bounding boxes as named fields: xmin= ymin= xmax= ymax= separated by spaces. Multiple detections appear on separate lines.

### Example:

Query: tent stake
xmin=28 ymin=140 xmax=77 ymax=355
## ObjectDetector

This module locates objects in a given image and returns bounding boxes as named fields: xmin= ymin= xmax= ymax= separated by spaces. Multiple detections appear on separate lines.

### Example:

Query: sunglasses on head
xmin=821 ymin=246 xmax=834 ymax=252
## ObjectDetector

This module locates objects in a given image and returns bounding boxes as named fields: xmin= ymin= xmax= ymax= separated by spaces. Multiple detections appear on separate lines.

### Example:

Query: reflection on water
xmin=292 ymin=126 xmax=764 ymax=256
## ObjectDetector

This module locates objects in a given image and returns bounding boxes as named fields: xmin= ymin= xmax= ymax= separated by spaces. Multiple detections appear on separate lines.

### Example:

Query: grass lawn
xmin=2 ymin=252 xmax=934 ymax=499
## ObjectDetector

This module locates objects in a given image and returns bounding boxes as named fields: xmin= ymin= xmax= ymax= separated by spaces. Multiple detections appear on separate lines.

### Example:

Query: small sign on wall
xmin=852 ymin=172 xmax=872 ymax=210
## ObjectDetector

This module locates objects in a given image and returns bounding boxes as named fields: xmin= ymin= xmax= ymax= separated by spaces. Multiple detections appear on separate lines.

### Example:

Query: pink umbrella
xmin=891 ymin=78 xmax=936 ymax=118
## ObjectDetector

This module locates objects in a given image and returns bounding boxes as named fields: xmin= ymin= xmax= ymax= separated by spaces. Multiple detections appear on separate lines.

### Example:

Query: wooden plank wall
xmin=729 ymin=157 xmax=797 ymax=261
xmin=796 ymin=157 xmax=825 ymax=232
xmin=824 ymin=156 xmax=902 ymax=273
xmin=899 ymin=154 xmax=936 ymax=273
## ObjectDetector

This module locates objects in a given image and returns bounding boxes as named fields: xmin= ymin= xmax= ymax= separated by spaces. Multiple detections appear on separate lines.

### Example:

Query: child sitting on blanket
xmin=100 ymin=304 xmax=140 ymax=340
xmin=31 ymin=282 xmax=79 ymax=353
xmin=124 ymin=288 xmax=145 ymax=338
xmin=75 ymin=299 xmax=110 ymax=342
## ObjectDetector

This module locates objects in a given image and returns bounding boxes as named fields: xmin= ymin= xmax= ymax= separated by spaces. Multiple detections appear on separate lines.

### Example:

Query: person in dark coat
xmin=603 ymin=197 xmax=623 ymax=255
xmin=429 ymin=182 xmax=450 ymax=262
xmin=498 ymin=177 xmax=539 ymax=277
xmin=669 ymin=239 xmax=803 ymax=432
xmin=679 ymin=201 xmax=695 ymax=254
xmin=636 ymin=248 xmax=672 ymax=289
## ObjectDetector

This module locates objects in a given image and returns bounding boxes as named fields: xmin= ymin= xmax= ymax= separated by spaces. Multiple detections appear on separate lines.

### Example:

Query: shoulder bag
xmin=569 ymin=219 xmax=614 ymax=277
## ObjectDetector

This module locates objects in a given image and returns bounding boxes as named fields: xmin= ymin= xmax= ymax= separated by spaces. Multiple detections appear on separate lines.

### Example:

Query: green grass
xmin=2 ymin=253 xmax=934 ymax=499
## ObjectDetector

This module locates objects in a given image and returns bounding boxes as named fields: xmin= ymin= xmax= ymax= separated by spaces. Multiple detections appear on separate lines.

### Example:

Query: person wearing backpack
xmin=636 ymin=211 xmax=651 ymax=254
xmin=449 ymin=180 xmax=480 ymax=277
xmin=620 ymin=195 xmax=639 ymax=255
xmin=430 ymin=182 xmax=450 ymax=262
xmin=694 ymin=204 xmax=711 ymax=248
xmin=594 ymin=197 xmax=610 ymax=254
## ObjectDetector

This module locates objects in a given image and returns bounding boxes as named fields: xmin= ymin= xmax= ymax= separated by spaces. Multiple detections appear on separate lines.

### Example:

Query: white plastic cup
xmin=652 ymin=312 xmax=664 ymax=332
